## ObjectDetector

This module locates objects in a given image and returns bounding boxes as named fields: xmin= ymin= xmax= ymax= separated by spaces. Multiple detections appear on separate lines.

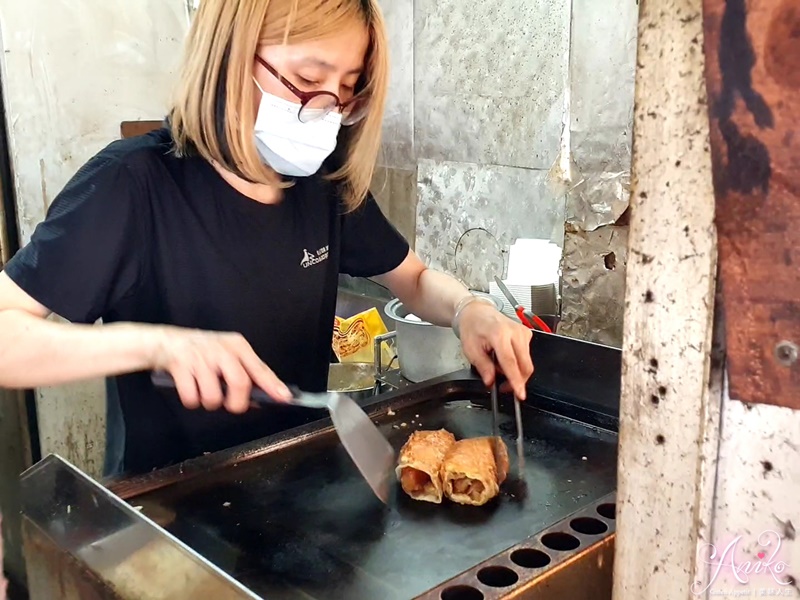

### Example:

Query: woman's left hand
xmin=457 ymin=302 xmax=534 ymax=400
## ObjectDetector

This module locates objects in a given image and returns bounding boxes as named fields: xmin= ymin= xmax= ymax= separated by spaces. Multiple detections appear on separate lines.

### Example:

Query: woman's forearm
xmin=394 ymin=268 xmax=472 ymax=327
xmin=375 ymin=255 xmax=533 ymax=397
xmin=0 ymin=310 xmax=159 ymax=388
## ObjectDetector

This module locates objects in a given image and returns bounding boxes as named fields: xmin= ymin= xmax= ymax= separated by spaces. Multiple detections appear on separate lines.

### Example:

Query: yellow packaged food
xmin=332 ymin=307 xmax=395 ymax=366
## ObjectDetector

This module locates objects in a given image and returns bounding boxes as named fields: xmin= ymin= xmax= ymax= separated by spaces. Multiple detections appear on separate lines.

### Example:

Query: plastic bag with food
xmin=332 ymin=307 xmax=395 ymax=366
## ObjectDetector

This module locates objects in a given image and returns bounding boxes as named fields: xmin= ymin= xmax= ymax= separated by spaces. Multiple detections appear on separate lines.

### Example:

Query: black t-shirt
xmin=3 ymin=128 xmax=409 ymax=474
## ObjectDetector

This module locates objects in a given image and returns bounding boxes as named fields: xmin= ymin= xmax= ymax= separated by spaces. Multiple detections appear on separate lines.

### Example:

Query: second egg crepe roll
xmin=441 ymin=437 xmax=510 ymax=506
xmin=396 ymin=429 xmax=456 ymax=503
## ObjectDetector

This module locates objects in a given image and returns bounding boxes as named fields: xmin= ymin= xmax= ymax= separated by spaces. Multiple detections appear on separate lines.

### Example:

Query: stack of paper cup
xmin=489 ymin=281 xmax=558 ymax=319
xmin=489 ymin=238 xmax=561 ymax=318
xmin=506 ymin=239 xmax=561 ymax=286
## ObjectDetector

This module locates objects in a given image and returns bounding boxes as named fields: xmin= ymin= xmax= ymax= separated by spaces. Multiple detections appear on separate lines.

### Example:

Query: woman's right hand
xmin=149 ymin=325 xmax=292 ymax=414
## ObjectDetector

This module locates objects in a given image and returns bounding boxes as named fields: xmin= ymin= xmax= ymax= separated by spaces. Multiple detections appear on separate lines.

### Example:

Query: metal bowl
xmin=327 ymin=362 xmax=377 ymax=401
xmin=384 ymin=291 xmax=503 ymax=383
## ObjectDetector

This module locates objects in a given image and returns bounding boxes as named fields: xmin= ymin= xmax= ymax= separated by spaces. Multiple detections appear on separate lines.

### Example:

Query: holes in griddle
xmin=510 ymin=548 xmax=551 ymax=569
xmin=440 ymin=585 xmax=484 ymax=600
xmin=437 ymin=503 xmax=618 ymax=598
xmin=476 ymin=566 xmax=519 ymax=588
xmin=570 ymin=517 xmax=609 ymax=536
xmin=597 ymin=502 xmax=616 ymax=520
xmin=541 ymin=532 xmax=581 ymax=551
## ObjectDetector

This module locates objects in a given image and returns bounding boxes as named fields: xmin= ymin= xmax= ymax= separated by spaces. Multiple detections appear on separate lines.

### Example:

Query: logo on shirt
xmin=301 ymin=245 xmax=329 ymax=269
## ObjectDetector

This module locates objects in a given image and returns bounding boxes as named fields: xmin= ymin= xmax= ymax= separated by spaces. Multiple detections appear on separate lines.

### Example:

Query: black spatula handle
xmin=150 ymin=370 xmax=302 ymax=406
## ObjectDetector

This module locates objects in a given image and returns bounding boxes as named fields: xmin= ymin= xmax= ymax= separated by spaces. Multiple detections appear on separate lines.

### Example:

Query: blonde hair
xmin=169 ymin=0 xmax=388 ymax=210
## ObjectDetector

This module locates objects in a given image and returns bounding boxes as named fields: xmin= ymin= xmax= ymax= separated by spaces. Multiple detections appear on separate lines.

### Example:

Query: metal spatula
xmin=326 ymin=392 xmax=395 ymax=503
xmin=150 ymin=372 xmax=395 ymax=504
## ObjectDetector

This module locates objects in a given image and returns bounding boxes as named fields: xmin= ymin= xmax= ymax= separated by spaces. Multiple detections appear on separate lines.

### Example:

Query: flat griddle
xmin=111 ymin=376 xmax=618 ymax=600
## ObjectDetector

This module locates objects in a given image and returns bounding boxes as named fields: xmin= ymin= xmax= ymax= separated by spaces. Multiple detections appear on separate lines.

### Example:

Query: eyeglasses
xmin=254 ymin=55 xmax=369 ymax=125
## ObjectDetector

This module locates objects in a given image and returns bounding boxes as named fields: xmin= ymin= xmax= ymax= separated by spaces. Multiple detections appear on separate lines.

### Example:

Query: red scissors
xmin=494 ymin=277 xmax=553 ymax=334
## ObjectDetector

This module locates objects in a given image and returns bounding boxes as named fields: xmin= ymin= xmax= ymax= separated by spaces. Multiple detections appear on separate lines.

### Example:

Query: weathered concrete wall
xmin=413 ymin=0 xmax=568 ymax=171
xmin=556 ymin=0 xmax=638 ymax=348
xmin=371 ymin=166 xmax=416 ymax=250
xmin=371 ymin=0 xmax=572 ymax=292
xmin=374 ymin=0 xmax=637 ymax=340
xmin=566 ymin=0 xmax=637 ymax=233
xmin=377 ymin=0 xmax=414 ymax=171
xmin=0 ymin=4 xmax=187 ymax=582
xmin=0 ymin=1 xmax=188 ymax=477
xmin=559 ymin=224 xmax=629 ymax=347
xmin=703 ymin=397 xmax=800 ymax=596
xmin=415 ymin=160 xmax=565 ymax=291
xmin=414 ymin=0 xmax=569 ymax=288
xmin=368 ymin=0 xmax=415 ymax=256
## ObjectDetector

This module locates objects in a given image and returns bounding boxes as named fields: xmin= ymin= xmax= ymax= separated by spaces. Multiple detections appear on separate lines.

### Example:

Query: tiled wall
xmin=370 ymin=0 xmax=639 ymax=346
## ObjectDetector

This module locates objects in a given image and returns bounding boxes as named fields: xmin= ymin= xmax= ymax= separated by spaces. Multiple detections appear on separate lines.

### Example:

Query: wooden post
xmin=613 ymin=0 xmax=722 ymax=597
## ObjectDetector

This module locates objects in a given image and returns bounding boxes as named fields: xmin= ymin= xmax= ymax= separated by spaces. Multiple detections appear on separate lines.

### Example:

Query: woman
xmin=0 ymin=0 xmax=533 ymax=475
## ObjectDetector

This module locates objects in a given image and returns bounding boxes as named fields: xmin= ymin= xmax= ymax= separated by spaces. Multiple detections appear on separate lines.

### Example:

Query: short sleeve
xmin=340 ymin=193 xmax=410 ymax=277
xmin=3 ymin=154 xmax=144 ymax=324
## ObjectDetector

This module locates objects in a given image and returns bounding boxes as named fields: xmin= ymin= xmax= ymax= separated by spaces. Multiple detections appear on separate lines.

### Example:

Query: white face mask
xmin=252 ymin=79 xmax=342 ymax=178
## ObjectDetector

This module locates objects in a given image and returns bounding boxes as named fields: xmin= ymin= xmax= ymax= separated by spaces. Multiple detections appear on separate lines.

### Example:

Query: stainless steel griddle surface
xmin=127 ymin=393 xmax=617 ymax=600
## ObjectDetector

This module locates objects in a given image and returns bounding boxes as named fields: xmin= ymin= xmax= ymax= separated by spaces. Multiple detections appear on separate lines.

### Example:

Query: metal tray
xmin=20 ymin=454 xmax=258 ymax=600
xmin=110 ymin=376 xmax=618 ymax=600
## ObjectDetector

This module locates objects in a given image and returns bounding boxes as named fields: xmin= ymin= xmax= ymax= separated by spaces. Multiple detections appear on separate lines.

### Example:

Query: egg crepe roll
xmin=441 ymin=437 xmax=510 ymax=506
xmin=396 ymin=429 xmax=457 ymax=503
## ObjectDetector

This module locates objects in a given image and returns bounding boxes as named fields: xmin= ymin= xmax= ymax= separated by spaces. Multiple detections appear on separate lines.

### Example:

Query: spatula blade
xmin=327 ymin=393 xmax=395 ymax=504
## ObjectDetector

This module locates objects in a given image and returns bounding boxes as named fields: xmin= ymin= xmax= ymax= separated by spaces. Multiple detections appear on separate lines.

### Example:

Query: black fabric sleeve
xmin=339 ymin=193 xmax=410 ymax=278
xmin=3 ymin=154 xmax=145 ymax=324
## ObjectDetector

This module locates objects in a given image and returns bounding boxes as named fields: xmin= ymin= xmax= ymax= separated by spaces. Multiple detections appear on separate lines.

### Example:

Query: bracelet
xmin=451 ymin=294 xmax=497 ymax=340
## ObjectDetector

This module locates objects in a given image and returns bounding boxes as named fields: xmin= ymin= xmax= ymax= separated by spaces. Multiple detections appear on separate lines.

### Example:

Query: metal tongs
xmin=490 ymin=361 xmax=525 ymax=471
xmin=150 ymin=372 xmax=396 ymax=504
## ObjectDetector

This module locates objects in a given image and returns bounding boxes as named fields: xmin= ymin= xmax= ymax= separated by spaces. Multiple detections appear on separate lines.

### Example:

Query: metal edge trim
xmin=106 ymin=376 xmax=486 ymax=499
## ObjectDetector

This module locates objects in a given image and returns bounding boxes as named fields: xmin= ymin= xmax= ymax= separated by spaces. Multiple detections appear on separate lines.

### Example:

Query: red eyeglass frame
xmin=254 ymin=54 xmax=368 ymax=124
